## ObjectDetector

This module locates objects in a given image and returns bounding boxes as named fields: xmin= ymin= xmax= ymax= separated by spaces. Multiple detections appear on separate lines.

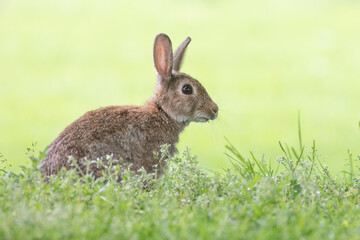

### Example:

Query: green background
xmin=0 ymin=0 xmax=359 ymax=172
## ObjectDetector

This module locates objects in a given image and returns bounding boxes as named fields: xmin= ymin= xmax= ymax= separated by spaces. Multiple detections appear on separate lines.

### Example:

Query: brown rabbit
xmin=40 ymin=33 xmax=218 ymax=177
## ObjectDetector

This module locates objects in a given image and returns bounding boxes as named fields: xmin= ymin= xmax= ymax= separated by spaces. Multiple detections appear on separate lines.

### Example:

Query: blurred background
xmin=0 ymin=0 xmax=359 ymax=173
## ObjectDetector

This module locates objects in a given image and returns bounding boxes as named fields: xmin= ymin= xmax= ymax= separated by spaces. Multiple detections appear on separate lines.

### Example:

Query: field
xmin=0 ymin=1 xmax=360 ymax=238
xmin=1 ymin=142 xmax=360 ymax=239
xmin=0 ymin=0 xmax=359 ymax=172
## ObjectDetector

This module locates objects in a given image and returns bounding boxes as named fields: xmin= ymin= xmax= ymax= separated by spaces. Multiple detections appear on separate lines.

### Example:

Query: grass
xmin=1 ymin=0 xmax=360 ymax=172
xmin=1 ymin=138 xmax=360 ymax=239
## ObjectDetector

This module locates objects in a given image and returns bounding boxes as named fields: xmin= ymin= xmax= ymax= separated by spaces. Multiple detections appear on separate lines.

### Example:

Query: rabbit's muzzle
xmin=194 ymin=101 xmax=218 ymax=122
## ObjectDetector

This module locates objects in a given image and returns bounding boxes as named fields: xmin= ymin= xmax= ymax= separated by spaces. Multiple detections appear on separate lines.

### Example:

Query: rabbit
xmin=39 ymin=33 xmax=218 ymax=178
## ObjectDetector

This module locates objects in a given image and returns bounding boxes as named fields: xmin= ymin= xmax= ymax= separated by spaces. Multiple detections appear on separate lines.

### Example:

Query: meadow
xmin=1 ymin=1 xmax=360 ymax=239
xmin=1 ymin=142 xmax=360 ymax=239
xmin=0 ymin=0 xmax=359 ymax=173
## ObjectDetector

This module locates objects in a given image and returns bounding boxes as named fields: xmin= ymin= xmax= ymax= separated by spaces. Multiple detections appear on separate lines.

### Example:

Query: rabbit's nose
xmin=212 ymin=105 xmax=218 ymax=114
xmin=210 ymin=103 xmax=219 ymax=119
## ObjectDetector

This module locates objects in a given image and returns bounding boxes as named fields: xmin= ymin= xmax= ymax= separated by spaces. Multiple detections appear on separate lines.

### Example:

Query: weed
xmin=0 ymin=139 xmax=359 ymax=239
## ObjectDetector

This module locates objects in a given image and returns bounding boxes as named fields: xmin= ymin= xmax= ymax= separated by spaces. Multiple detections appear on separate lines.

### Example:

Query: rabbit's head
xmin=152 ymin=33 xmax=218 ymax=124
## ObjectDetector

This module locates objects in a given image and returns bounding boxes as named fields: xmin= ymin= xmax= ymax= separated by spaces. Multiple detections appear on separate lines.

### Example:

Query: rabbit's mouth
xmin=195 ymin=117 xmax=210 ymax=122
xmin=194 ymin=111 xmax=217 ymax=122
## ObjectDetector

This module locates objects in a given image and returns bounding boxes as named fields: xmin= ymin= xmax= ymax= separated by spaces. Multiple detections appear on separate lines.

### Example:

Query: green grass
xmin=0 ymin=0 xmax=360 ymax=172
xmin=1 ymin=141 xmax=360 ymax=239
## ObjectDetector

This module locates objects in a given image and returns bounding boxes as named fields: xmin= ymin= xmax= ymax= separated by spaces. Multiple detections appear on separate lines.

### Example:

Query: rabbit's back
xmin=41 ymin=103 xmax=185 ymax=176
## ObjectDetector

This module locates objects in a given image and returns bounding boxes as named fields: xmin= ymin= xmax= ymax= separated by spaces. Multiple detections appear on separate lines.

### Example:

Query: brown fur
xmin=40 ymin=33 xmax=218 ymax=177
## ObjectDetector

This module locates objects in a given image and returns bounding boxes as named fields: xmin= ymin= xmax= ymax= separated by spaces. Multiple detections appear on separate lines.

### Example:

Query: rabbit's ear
xmin=154 ymin=34 xmax=173 ymax=80
xmin=173 ymin=37 xmax=191 ymax=72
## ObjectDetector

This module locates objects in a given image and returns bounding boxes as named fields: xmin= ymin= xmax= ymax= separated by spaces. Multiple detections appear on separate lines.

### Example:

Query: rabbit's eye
xmin=182 ymin=84 xmax=193 ymax=95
